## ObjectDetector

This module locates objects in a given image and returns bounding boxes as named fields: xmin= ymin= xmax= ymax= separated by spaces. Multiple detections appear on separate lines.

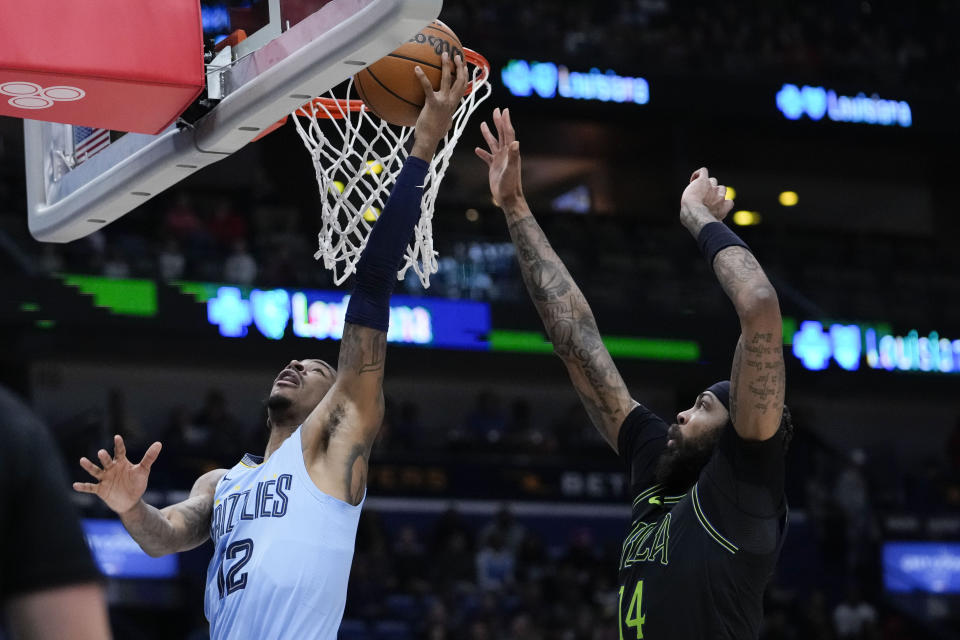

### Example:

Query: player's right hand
xmin=680 ymin=167 xmax=734 ymax=222
xmin=73 ymin=435 xmax=162 ymax=515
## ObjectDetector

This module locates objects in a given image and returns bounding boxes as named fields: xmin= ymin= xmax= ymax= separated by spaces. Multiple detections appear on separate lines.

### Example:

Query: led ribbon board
xmin=884 ymin=542 xmax=960 ymax=594
xmin=501 ymin=59 xmax=649 ymax=105
xmin=83 ymin=519 xmax=178 ymax=579
xmin=776 ymin=83 xmax=912 ymax=127
xmin=206 ymin=286 xmax=490 ymax=350
xmin=790 ymin=320 xmax=959 ymax=374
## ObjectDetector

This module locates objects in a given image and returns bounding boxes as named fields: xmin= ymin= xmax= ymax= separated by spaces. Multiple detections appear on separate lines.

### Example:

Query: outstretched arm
xmin=476 ymin=109 xmax=636 ymax=451
xmin=300 ymin=53 xmax=469 ymax=503
xmin=74 ymin=435 xmax=225 ymax=557
xmin=679 ymin=168 xmax=785 ymax=441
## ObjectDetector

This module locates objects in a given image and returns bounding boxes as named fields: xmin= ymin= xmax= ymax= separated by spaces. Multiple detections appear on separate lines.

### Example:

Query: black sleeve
xmin=0 ymin=387 xmax=102 ymax=601
xmin=696 ymin=422 xmax=787 ymax=554
xmin=617 ymin=404 xmax=669 ymax=497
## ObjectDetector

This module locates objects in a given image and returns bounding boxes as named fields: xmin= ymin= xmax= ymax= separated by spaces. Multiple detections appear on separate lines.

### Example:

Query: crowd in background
xmin=52 ymin=386 xmax=960 ymax=517
xmin=8 ymin=189 xmax=958 ymax=331
xmin=2 ymin=0 xmax=958 ymax=637
xmin=51 ymin=383 xmax=960 ymax=638
xmin=448 ymin=0 xmax=960 ymax=97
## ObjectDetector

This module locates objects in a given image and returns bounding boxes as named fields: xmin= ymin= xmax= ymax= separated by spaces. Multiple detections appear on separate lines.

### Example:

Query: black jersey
xmin=616 ymin=404 xmax=788 ymax=640
xmin=0 ymin=386 xmax=101 ymax=600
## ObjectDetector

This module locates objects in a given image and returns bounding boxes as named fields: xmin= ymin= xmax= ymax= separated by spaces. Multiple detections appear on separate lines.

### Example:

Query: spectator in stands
xmin=515 ymin=533 xmax=549 ymax=583
xmin=162 ymin=405 xmax=219 ymax=481
xmin=476 ymin=531 xmax=516 ymax=592
xmin=832 ymin=584 xmax=877 ymax=639
xmin=190 ymin=388 xmax=243 ymax=466
xmin=391 ymin=400 xmax=424 ymax=451
xmin=420 ymin=599 xmax=452 ymax=639
xmin=506 ymin=397 xmax=532 ymax=444
xmin=101 ymin=246 xmax=130 ymax=278
xmin=506 ymin=612 xmax=542 ymax=640
xmin=434 ymin=531 xmax=476 ymax=589
xmin=799 ymin=589 xmax=835 ymax=640
xmin=835 ymin=449 xmax=873 ymax=575
xmin=463 ymin=390 xmax=508 ymax=445
xmin=480 ymin=505 xmax=526 ymax=554
xmin=163 ymin=193 xmax=203 ymax=242
xmin=392 ymin=525 xmax=427 ymax=592
xmin=259 ymin=244 xmax=298 ymax=285
xmin=207 ymin=198 xmax=247 ymax=252
xmin=157 ymin=237 xmax=186 ymax=281
xmin=344 ymin=555 xmax=388 ymax=620
xmin=38 ymin=244 xmax=64 ymax=275
xmin=432 ymin=507 xmax=474 ymax=551
xmin=104 ymin=388 xmax=145 ymax=452
xmin=223 ymin=239 xmax=257 ymax=285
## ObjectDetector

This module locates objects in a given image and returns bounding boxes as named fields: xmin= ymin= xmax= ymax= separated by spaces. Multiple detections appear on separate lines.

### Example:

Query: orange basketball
xmin=354 ymin=20 xmax=463 ymax=127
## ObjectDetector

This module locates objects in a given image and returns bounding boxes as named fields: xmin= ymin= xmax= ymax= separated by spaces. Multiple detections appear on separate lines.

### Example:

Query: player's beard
xmin=266 ymin=392 xmax=296 ymax=429
xmin=654 ymin=424 xmax=724 ymax=493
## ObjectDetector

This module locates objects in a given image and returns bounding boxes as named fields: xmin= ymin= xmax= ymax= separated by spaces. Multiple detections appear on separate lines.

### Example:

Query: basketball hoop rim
xmin=299 ymin=47 xmax=490 ymax=120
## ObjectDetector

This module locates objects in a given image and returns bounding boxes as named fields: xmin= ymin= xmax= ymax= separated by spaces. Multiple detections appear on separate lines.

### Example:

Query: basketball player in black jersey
xmin=476 ymin=108 xmax=792 ymax=639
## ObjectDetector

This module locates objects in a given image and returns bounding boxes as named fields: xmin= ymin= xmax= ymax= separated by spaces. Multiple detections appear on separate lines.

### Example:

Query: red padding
xmin=0 ymin=0 xmax=205 ymax=134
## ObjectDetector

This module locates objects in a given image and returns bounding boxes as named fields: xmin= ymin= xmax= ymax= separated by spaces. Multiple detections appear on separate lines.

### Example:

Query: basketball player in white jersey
xmin=73 ymin=53 xmax=470 ymax=640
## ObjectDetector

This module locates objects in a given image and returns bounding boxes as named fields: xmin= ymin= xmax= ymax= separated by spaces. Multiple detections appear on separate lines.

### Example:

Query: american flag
xmin=73 ymin=126 xmax=110 ymax=164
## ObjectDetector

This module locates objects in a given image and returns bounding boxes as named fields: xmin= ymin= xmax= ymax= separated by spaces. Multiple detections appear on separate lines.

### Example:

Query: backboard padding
xmin=25 ymin=0 xmax=442 ymax=242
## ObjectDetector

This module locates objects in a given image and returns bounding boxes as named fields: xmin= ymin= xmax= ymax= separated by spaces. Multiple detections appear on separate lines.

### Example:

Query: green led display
xmin=173 ymin=281 xmax=224 ymax=304
xmin=489 ymin=330 xmax=700 ymax=362
xmin=61 ymin=275 xmax=157 ymax=317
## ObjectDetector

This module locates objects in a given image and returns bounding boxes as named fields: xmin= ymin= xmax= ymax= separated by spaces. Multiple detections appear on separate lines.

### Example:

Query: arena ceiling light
xmin=732 ymin=210 xmax=761 ymax=226
xmin=778 ymin=191 xmax=799 ymax=207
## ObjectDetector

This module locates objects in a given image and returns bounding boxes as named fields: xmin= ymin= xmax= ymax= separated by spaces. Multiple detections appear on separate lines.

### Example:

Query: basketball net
xmin=292 ymin=49 xmax=491 ymax=287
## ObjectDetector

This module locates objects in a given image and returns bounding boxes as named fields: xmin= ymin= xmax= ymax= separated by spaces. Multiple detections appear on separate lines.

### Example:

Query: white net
xmin=292 ymin=53 xmax=491 ymax=288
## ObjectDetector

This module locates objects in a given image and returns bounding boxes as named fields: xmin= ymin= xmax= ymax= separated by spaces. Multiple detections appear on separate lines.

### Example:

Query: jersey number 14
xmin=618 ymin=580 xmax=646 ymax=639
xmin=217 ymin=538 xmax=254 ymax=599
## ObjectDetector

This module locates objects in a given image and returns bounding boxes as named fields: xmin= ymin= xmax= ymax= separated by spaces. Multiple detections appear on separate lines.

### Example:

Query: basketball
xmin=354 ymin=20 xmax=464 ymax=127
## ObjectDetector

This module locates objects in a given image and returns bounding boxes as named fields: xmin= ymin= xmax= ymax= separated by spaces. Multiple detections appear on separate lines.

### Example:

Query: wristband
xmin=697 ymin=221 xmax=751 ymax=268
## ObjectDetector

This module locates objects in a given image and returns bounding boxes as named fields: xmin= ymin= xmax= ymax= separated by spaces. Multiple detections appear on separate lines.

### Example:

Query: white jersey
xmin=204 ymin=427 xmax=364 ymax=640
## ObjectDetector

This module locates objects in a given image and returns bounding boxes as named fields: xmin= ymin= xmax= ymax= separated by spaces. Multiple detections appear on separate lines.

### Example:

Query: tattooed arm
xmin=679 ymin=168 xmax=785 ymax=441
xmin=300 ymin=54 xmax=470 ymax=505
xmin=123 ymin=469 xmax=226 ymax=556
xmin=74 ymin=434 xmax=223 ymax=556
xmin=300 ymin=323 xmax=387 ymax=506
xmin=476 ymin=109 xmax=637 ymax=451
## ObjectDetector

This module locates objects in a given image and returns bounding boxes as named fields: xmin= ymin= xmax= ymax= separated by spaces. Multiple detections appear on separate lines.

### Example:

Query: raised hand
xmin=475 ymin=107 xmax=525 ymax=211
xmin=410 ymin=52 xmax=470 ymax=160
xmin=74 ymin=435 xmax=162 ymax=515
xmin=680 ymin=167 xmax=734 ymax=223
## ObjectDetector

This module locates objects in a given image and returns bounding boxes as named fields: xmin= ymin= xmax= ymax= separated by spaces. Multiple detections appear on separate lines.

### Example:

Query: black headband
xmin=704 ymin=381 xmax=731 ymax=411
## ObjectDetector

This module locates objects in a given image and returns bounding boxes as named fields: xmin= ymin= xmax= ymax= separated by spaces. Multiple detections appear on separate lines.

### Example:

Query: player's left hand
xmin=411 ymin=52 xmax=469 ymax=158
xmin=475 ymin=107 xmax=524 ymax=210
xmin=681 ymin=167 xmax=734 ymax=222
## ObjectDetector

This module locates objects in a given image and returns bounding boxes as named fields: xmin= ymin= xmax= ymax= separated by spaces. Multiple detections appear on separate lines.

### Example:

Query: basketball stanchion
xmin=292 ymin=46 xmax=491 ymax=288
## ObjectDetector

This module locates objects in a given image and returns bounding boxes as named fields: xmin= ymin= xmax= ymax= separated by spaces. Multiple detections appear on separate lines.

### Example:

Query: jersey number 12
xmin=618 ymin=580 xmax=646 ymax=639
xmin=217 ymin=538 xmax=254 ymax=598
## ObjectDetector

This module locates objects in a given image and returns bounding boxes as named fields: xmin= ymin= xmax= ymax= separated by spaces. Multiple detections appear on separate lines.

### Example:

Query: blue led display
xmin=207 ymin=287 xmax=490 ymax=350
xmin=791 ymin=320 xmax=959 ymax=374
xmin=884 ymin=542 xmax=960 ymax=594
xmin=501 ymin=60 xmax=649 ymax=105
xmin=776 ymin=83 xmax=912 ymax=127
xmin=83 ymin=519 xmax=178 ymax=579
xmin=208 ymin=287 xmax=252 ymax=338
xmin=200 ymin=4 xmax=232 ymax=33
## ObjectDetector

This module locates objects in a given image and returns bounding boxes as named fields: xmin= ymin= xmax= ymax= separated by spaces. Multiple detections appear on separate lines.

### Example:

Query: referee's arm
xmin=478 ymin=108 xmax=637 ymax=452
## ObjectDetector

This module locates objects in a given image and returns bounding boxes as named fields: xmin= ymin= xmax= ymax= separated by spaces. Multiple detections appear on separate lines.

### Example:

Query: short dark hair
xmin=781 ymin=405 xmax=794 ymax=453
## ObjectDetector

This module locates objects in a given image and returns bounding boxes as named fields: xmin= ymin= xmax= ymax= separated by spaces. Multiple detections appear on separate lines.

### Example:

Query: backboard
xmin=23 ymin=0 xmax=441 ymax=242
